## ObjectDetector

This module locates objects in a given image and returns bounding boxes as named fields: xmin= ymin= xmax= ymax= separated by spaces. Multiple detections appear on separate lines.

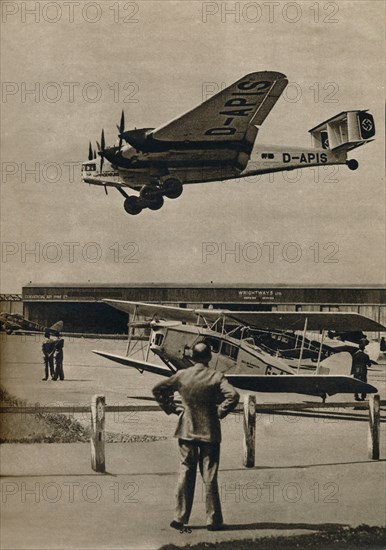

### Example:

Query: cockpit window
xmin=220 ymin=341 xmax=239 ymax=360
xmin=83 ymin=164 xmax=96 ymax=171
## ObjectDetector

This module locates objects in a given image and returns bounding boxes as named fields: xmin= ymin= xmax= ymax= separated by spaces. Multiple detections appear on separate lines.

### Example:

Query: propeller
xmin=96 ymin=129 xmax=105 ymax=172
xmin=117 ymin=110 xmax=125 ymax=152
xmin=88 ymin=142 xmax=93 ymax=161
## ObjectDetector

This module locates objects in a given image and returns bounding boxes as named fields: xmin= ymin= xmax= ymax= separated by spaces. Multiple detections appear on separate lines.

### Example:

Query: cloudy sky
xmin=1 ymin=0 xmax=385 ymax=293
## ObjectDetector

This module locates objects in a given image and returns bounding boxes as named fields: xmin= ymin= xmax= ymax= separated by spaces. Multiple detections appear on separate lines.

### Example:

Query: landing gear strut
xmin=119 ymin=178 xmax=183 ymax=215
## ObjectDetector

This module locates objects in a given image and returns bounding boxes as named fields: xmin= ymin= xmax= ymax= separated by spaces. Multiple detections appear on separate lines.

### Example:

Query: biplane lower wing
xmin=225 ymin=374 xmax=377 ymax=397
xmin=93 ymin=350 xmax=377 ymax=397
xmin=93 ymin=350 xmax=173 ymax=377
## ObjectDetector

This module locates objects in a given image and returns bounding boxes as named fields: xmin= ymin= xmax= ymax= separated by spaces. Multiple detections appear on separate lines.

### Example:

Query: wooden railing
xmin=0 ymin=395 xmax=383 ymax=472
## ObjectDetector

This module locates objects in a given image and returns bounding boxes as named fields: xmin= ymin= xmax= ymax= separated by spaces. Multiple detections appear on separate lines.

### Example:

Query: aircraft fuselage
xmin=81 ymin=142 xmax=348 ymax=191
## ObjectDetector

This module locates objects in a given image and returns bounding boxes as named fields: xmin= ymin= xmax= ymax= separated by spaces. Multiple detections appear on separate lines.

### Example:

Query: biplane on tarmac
xmin=0 ymin=312 xmax=63 ymax=336
xmin=93 ymin=301 xmax=385 ymax=400
xmin=81 ymin=71 xmax=376 ymax=215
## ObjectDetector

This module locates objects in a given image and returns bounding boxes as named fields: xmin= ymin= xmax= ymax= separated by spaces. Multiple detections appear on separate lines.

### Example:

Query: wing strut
xmin=315 ymin=329 xmax=325 ymax=375
xmin=126 ymin=305 xmax=138 ymax=356
xmin=297 ymin=316 xmax=308 ymax=373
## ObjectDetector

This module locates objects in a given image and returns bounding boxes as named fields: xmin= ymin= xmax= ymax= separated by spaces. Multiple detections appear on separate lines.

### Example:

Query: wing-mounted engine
xmin=120 ymin=128 xmax=155 ymax=150
xmin=309 ymin=110 xmax=375 ymax=152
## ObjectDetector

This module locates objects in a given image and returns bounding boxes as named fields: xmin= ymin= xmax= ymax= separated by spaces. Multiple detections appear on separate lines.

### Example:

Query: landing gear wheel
xmin=147 ymin=195 xmax=164 ymax=210
xmin=140 ymin=185 xmax=158 ymax=202
xmin=162 ymin=178 xmax=183 ymax=199
xmin=347 ymin=159 xmax=359 ymax=171
xmin=124 ymin=196 xmax=142 ymax=215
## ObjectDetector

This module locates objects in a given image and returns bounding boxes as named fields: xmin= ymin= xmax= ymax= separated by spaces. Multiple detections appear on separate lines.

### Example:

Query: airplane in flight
xmin=81 ymin=71 xmax=375 ymax=215
xmin=93 ymin=300 xmax=384 ymax=400
xmin=0 ymin=312 xmax=63 ymax=336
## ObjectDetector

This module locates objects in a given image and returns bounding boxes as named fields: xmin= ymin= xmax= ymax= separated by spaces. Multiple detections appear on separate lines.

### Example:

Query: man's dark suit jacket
xmin=152 ymin=363 xmax=240 ymax=443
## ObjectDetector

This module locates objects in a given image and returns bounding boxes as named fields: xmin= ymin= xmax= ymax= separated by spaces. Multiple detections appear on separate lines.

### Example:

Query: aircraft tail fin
xmin=317 ymin=352 xmax=352 ymax=376
xmin=309 ymin=110 xmax=375 ymax=152
xmin=48 ymin=321 xmax=63 ymax=335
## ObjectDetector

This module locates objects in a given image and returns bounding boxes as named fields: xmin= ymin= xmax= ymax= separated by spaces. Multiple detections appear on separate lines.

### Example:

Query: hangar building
xmin=21 ymin=283 xmax=386 ymax=336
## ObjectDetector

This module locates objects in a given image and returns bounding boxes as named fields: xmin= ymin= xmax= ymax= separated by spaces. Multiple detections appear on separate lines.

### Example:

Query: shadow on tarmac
xmin=3 ymin=459 xmax=385 ymax=478
xmin=223 ymin=459 xmax=386 ymax=471
xmin=189 ymin=521 xmax=350 ymax=532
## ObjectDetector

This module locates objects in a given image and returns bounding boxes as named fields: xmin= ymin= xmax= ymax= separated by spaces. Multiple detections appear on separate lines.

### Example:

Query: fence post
xmin=368 ymin=394 xmax=380 ymax=460
xmin=91 ymin=395 xmax=106 ymax=472
xmin=243 ymin=394 xmax=256 ymax=468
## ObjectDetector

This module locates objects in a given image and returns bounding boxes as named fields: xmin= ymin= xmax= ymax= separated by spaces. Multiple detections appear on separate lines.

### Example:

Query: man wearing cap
xmin=53 ymin=334 xmax=65 ymax=381
xmin=152 ymin=342 xmax=239 ymax=531
xmin=351 ymin=338 xmax=371 ymax=401
xmin=41 ymin=330 xmax=55 ymax=381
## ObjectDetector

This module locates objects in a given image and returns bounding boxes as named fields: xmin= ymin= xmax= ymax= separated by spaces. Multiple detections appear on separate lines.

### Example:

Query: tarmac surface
xmin=1 ymin=334 xmax=386 ymax=549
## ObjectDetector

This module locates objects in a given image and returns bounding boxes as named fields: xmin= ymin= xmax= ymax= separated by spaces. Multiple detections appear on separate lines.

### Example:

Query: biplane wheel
xmin=347 ymin=159 xmax=359 ymax=171
xmin=162 ymin=178 xmax=183 ymax=199
xmin=147 ymin=195 xmax=164 ymax=210
xmin=124 ymin=196 xmax=142 ymax=215
xmin=6 ymin=329 xmax=13 ymax=335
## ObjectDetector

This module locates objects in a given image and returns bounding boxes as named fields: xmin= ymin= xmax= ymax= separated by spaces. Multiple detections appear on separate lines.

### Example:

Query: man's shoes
xmin=51 ymin=376 xmax=57 ymax=381
xmin=207 ymin=524 xmax=225 ymax=531
xmin=42 ymin=377 xmax=48 ymax=381
xmin=170 ymin=520 xmax=184 ymax=530
xmin=354 ymin=396 xmax=360 ymax=401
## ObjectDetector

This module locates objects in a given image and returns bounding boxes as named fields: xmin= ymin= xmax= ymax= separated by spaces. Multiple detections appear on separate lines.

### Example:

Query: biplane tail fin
xmin=309 ymin=110 xmax=375 ymax=153
xmin=316 ymin=351 xmax=352 ymax=376
xmin=47 ymin=321 xmax=63 ymax=336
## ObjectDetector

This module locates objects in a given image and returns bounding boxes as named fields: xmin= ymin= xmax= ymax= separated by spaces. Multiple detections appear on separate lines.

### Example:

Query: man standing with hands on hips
xmin=152 ymin=342 xmax=239 ymax=531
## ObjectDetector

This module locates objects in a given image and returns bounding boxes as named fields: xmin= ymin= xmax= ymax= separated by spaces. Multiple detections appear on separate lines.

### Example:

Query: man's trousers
xmin=174 ymin=439 xmax=223 ymax=526
xmin=43 ymin=355 xmax=54 ymax=378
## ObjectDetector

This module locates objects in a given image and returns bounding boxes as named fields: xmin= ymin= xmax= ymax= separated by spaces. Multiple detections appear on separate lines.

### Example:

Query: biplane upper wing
xmin=103 ymin=299 xmax=225 ymax=324
xmin=103 ymin=300 xmax=386 ymax=332
xmin=225 ymin=374 xmax=378 ymax=396
xmin=227 ymin=311 xmax=386 ymax=332
xmin=150 ymin=72 xmax=288 ymax=143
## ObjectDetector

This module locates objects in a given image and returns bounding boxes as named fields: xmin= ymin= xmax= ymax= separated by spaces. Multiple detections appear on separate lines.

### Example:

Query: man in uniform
xmin=351 ymin=338 xmax=371 ymax=401
xmin=152 ymin=342 xmax=239 ymax=531
xmin=53 ymin=334 xmax=65 ymax=381
xmin=42 ymin=330 xmax=55 ymax=380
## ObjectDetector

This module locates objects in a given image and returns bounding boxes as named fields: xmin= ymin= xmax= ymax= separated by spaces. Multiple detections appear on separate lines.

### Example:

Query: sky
xmin=0 ymin=0 xmax=385 ymax=293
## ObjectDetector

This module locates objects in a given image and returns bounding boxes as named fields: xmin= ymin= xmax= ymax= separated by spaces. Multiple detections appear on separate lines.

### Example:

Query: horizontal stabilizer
xmin=92 ymin=350 xmax=173 ymax=377
xmin=309 ymin=110 xmax=375 ymax=152
xmin=225 ymin=374 xmax=377 ymax=397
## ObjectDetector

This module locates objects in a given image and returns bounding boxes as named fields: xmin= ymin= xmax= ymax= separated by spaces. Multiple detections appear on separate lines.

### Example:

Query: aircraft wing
xmin=227 ymin=312 xmax=386 ymax=332
xmin=225 ymin=374 xmax=378 ymax=396
xmin=103 ymin=300 xmax=386 ymax=333
xmin=150 ymin=72 xmax=288 ymax=143
xmin=103 ymin=300 xmax=224 ymax=324
xmin=93 ymin=350 xmax=173 ymax=377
